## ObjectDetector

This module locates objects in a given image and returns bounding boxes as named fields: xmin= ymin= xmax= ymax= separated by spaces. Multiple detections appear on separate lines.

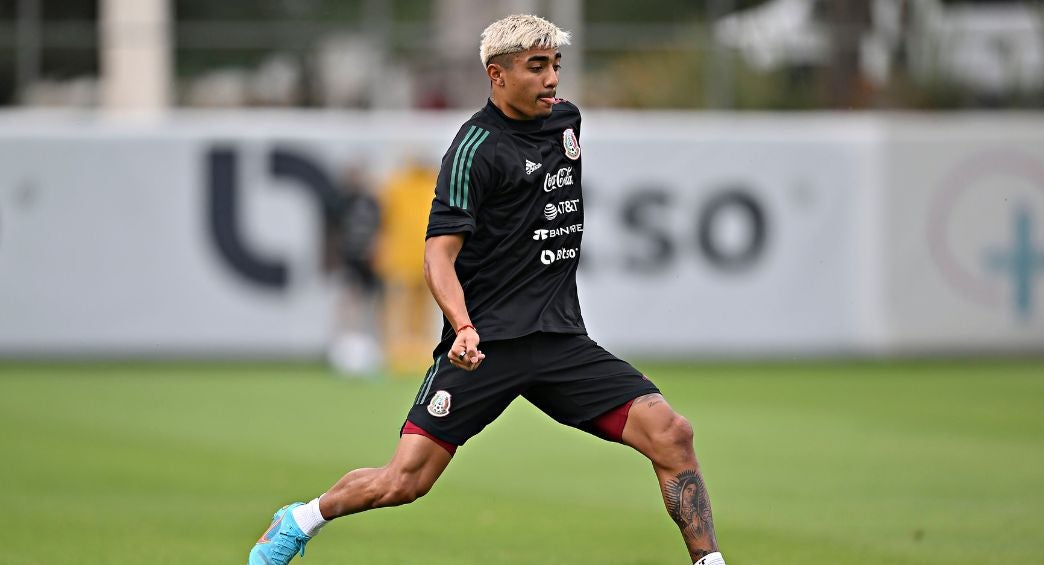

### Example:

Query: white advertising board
xmin=577 ymin=115 xmax=882 ymax=356
xmin=0 ymin=111 xmax=1040 ymax=358
xmin=879 ymin=117 xmax=1044 ymax=353
xmin=0 ymin=114 xmax=458 ymax=357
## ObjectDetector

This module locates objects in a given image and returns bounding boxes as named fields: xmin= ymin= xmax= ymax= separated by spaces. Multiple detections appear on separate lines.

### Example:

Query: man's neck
xmin=490 ymin=94 xmax=533 ymax=121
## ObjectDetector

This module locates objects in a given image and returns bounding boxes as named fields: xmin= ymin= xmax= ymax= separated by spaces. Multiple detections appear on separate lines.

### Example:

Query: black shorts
xmin=405 ymin=332 xmax=660 ymax=446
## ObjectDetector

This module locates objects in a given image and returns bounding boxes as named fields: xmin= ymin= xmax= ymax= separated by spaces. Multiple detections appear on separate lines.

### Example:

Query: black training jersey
xmin=427 ymin=98 xmax=587 ymax=345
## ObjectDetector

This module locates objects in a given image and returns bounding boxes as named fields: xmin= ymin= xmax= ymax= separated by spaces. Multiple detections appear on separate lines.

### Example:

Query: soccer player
xmin=248 ymin=14 xmax=726 ymax=565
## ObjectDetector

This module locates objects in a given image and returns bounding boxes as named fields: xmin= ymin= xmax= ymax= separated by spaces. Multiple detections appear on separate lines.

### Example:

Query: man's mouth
xmin=538 ymin=96 xmax=559 ymax=105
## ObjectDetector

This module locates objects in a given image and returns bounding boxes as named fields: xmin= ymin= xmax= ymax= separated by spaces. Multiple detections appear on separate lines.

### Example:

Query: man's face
xmin=490 ymin=47 xmax=561 ymax=120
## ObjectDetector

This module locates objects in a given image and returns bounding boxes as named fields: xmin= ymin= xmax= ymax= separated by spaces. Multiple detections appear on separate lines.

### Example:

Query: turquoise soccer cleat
xmin=248 ymin=503 xmax=312 ymax=564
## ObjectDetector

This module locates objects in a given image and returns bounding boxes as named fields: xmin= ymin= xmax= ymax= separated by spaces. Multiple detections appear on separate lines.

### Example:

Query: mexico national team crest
xmin=562 ymin=128 xmax=581 ymax=160
xmin=427 ymin=390 xmax=452 ymax=417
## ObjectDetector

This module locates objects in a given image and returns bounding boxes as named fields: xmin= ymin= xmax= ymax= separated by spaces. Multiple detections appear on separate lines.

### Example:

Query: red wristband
xmin=456 ymin=324 xmax=476 ymax=335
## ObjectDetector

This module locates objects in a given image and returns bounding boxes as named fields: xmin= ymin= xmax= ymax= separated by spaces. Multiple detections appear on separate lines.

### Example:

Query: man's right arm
xmin=424 ymin=234 xmax=484 ymax=371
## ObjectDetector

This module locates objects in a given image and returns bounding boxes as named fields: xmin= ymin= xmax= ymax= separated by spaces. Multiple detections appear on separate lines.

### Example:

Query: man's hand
xmin=448 ymin=326 xmax=485 ymax=371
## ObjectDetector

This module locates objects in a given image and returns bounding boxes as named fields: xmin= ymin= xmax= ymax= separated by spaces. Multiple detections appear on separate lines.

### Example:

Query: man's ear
xmin=487 ymin=63 xmax=505 ymax=86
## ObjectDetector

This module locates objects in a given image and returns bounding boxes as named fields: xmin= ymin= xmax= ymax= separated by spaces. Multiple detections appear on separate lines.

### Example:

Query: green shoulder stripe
xmin=449 ymin=125 xmax=490 ymax=209
xmin=449 ymin=125 xmax=477 ymax=208
xmin=459 ymin=129 xmax=490 ymax=210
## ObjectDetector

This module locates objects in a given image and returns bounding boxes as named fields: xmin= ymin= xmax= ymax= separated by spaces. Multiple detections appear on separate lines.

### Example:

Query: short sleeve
xmin=426 ymin=124 xmax=497 ymax=239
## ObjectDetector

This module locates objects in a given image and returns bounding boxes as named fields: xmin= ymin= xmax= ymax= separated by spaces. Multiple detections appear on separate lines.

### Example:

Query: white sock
xmin=291 ymin=497 xmax=328 ymax=537
xmin=695 ymin=552 xmax=726 ymax=565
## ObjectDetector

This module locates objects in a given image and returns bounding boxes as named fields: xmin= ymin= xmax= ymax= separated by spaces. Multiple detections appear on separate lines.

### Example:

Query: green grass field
xmin=1 ymin=360 xmax=1042 ymax=564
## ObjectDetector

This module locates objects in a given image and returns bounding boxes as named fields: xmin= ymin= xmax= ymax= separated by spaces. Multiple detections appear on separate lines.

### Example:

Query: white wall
xmin=0 ymin=111 xmax=1041 ymax=358
xmin=879 ymin=116 xmax=1044 ymax=354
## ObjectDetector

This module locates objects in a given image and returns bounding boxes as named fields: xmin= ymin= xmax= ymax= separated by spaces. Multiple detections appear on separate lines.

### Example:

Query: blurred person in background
xmin=376 ymin=155 xmax=440 ymax=375
xmin=325 ymin=164 xmax=383 ymax=377
xmin=249 ymin=14 xmax=725 ymax=565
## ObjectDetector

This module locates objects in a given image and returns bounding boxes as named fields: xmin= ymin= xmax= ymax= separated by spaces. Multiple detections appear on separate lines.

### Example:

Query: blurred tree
xmin=2 ymin=0 xmax=1041 ymax=109
xmin=821 ymin=0 xmax=873 ymax=108
xmin=0 ymin=0 xmax=97 ymax=105
xmin=585 ymin=0 xmax=770 ymax=22
xmin=175 ymin=0 xmax=362 ymax=20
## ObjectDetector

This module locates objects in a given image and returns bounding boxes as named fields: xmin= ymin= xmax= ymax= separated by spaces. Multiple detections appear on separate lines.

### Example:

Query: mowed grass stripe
xmin=1 ymin=360 xmax=1041 ymax=564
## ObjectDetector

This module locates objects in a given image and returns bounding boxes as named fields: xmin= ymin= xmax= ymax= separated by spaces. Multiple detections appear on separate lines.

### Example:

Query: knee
xmin=374 ymin=470 xmax=431 ymax=508
xmin=660 ymin=414 xmax=695 ymax=449
xmin=646 ymin=414 xmax=695 ymax=465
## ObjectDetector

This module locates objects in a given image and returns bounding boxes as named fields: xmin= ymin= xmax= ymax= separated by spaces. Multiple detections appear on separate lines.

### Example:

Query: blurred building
xmin=1 ymin=0 xmax=1042 ymax=111
xmin=716 ymin=0 xmax=1044 ymax=106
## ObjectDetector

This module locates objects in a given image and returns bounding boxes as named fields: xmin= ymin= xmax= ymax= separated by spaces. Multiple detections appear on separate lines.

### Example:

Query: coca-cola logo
xmin=543 ymin=167 xmax=574 ymax=192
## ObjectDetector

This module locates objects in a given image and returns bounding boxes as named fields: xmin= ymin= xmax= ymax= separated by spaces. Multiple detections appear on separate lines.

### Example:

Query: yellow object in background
xmin=377 ymin=160 xmax=440 ymax=376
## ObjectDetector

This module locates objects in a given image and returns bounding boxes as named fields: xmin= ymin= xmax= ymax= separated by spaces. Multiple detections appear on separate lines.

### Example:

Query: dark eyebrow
xmin=526 ymin=52 xmax=562 ymax=64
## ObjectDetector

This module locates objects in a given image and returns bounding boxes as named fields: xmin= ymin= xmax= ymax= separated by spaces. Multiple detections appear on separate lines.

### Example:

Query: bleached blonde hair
xmin=479 ymin=14 xmax=571 ymax=66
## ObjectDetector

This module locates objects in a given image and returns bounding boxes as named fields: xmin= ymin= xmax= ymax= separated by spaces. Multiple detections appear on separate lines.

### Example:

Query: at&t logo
xmin=544 ymin=199 xmax=580 ymax=220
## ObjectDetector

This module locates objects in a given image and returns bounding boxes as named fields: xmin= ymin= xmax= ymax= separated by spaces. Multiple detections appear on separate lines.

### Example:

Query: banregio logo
xmin=533 ymin=223 xmax=583 ymax=241
xmin=540 ymin=247 xmax=579 ymax=265
xmin=544 ymin=198 xmax=580 ymax=221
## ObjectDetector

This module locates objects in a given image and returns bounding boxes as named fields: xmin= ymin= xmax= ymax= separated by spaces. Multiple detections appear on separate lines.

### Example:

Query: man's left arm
xmin=424 ymin=234 xmax=484 ymax=371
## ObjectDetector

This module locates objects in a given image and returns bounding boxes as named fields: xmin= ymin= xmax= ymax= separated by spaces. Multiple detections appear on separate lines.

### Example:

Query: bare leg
xmin=622 ymin=394 xmax=719 ymax=562
xmin=319 ymin=433 xmax=453 ymax=519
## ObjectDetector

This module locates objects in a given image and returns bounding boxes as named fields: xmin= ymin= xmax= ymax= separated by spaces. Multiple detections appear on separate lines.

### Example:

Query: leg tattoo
xmin=632 ymin=393 xmax=664 ymax=409
xmin=664 ymin=469 xmax=717 ymax=560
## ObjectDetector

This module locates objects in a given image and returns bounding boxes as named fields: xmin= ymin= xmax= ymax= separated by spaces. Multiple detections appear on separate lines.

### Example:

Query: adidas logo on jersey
xmin=525 ymin=160 xmax=542 ymax=175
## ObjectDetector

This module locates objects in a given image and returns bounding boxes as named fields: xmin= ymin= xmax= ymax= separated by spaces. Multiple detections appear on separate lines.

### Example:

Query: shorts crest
xmin=427 ymin=390 xmax=452 ymax=417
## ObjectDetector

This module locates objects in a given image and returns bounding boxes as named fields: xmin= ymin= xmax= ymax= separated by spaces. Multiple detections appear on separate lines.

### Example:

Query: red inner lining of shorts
xmin=402 ymin=420 xmax=458 ymax=455
xmin=403 ymin=399 xmax=635 ymax=454
xmin=587 ymin=398 xmax=635 ymax=443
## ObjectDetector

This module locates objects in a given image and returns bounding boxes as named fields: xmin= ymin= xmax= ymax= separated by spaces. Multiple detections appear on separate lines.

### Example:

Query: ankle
xmin=695 ymin=551 xmax=725 ymax=565
xmin=291 ymin=497 xmax=328 ymax=537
